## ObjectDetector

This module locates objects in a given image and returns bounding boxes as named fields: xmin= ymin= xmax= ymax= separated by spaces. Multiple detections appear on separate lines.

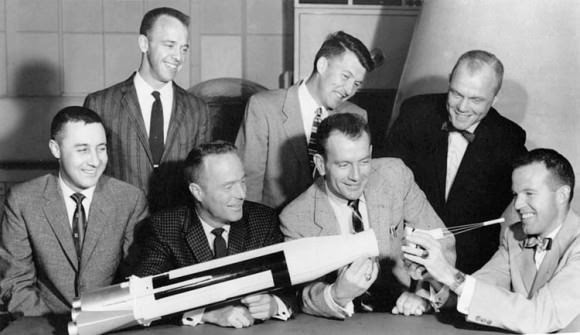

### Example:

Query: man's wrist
xmin=448 ymin=270 xmax=466 ymax=294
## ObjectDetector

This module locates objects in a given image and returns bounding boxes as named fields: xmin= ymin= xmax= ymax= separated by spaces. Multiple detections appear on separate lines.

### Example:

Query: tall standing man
xmin=134 ymin=142 xmax=293 ymax=328
xmin=84 ymin=7 xmax=210 ymax=212
xmin=0 ymin=107 xmax=148 ymax=316
xmin=384 ymin=50 xmax=527 ymax=273
xmin=404 ymin=149 xmax=580 ymax=333
xmin=236 ymin=31 xmax=374 ymax=210
xmin=280 ymin=113 xmax=455 ymax=318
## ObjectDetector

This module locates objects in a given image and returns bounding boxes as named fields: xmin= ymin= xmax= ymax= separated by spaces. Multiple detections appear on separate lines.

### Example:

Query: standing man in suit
xmin=383 ymin=50 xmax=527 ymax=274
xmin=279 ymin=113 xmax=455 ymax=319
xmin=404 ymin=148 xmax=580 ymax=333
xmin=84 ymin=7 xmax=210 ymax=212
xmin=0 ymin=106 xmax=148 ymax=316
xmin=134 ymin=142 xmax=293 ymax=328
xmin=236 ymin=31 xmax=374 ymax=210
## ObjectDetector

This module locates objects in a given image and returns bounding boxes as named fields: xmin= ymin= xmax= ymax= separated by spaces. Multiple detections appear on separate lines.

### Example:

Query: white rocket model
xmin=68 ymin=229 xmax=379 ymax=335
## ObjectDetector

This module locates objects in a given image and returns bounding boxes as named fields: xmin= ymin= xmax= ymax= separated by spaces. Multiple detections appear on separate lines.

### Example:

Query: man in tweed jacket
xmin=134 ymin=142 xmax=293 ymax=328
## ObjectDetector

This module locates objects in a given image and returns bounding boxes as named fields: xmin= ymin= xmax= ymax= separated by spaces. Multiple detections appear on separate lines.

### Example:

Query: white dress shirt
xmin=298 ymin=80 xmax=328 ymax=142
xmin=133 ymin=71 xmax=173 ymax=141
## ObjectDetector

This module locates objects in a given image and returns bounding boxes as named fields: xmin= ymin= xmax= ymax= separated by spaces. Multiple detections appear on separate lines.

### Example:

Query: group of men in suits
xmin=1 ymin=4 xmax=579 ymax=334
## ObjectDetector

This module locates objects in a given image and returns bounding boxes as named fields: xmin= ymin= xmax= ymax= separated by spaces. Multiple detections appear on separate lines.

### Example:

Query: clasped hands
xmin=202 ymin=293 xmax=278 ymax=328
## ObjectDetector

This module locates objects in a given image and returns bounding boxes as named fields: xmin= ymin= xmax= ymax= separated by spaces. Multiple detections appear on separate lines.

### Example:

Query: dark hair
xmin=450 ymin=50 xmax=504 ymax=95
xmin=513 ymin=148 xmax=575 ymax=203
xmin=139 ymin=7 xmax=190 ymax=36
xmin=317 ymin=113 xmax=370 ymax=157
xmin=184 ymin=141 xmax=238 ymax=184
xmin=50 ymin=106 xmax=104 ymax=140
xmin=312 ymin=31 xmax=374 ymax=74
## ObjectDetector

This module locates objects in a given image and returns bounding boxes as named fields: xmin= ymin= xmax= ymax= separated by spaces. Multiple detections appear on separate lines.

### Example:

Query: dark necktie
xmin=348 ymin=199 xmax=364 ymax=233
xmin=149 ymin=91 xmax=164 ymax=166
xmin=70 ymin=193 xmax=86 ymax=256
xmin=307 ymin=107 xmax=323 ymax=171
xmin=522 ymin=236 xmax=552 ymax=251
xmin=441 ymin=120 xmax=475 ymax=143
xmin=212 ymin=228 xmax=227 ymax=259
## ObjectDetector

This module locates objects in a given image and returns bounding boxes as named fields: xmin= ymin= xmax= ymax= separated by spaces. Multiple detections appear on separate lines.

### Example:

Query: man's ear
xmin=313 ymin=153 xmax=326 ymax=177
xmin=48 ymin=139 xmax=60 ymax=159
xmin=556 ymin=185 xmax=571 ymax=206
xmin=189 ymin=182 xmax=203 ymax=202
xmin=138 ymin=34 xmax=149 ymax=53
xmin=316 ymin=56 xmax=328 ymax=75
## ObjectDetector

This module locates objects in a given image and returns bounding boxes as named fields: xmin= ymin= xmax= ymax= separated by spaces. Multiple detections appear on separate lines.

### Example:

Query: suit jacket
xmin=384 ymin=93 xmax=527 ymax=273
xmin=279 ymin=158 xmax=456 ymax=318
xmin=0 ymin=174 xmax=148 ymax=316
xmin=84 ymin=74 xmax=210 ymax=212
xmin=235 ymin=83 xmax=367 ymax=210
xmin=466 ymin=210 xmax=580 ymax=333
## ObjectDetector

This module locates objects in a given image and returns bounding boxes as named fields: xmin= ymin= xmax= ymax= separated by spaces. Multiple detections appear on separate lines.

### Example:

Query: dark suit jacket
xmin=384 ymin=93 xmax=527 ymax=273
xmin=0 ymin=174 xmax=148 ymax=316
xmin=235 ymin=83 xmax=367 ymax=210
xmin=84 ymin=74 xmax=210 ymax=212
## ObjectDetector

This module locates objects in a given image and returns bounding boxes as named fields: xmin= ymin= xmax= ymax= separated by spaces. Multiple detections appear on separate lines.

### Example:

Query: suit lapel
xmin=42 ymin=174 xmax=78 ymax=271
xmin=80 ymin=178 xmax=112 ymax=267
xmin=184 ymin=208 xmax=214 ymax=263
xmin=530 ymin=211 xmax=580 ymax=294
xmin=164 ymin=84 xmax=186 ymax=162
xmin=227 ymin=219 xmax=248 ymax=255
xmin=433 ymin=108 xmax=450 ymax=209
xmin=120 ymin=77 xmax=153 ymax=164
xmin=365 ymin=164 xmax=391 ymax=237
xmin=313 ymin=179 xmax=340 ymax=236
xmin=281 ymin=84 xmax=310 ymax=172
xmin=512 ymin=239 xmax=537 ymax=295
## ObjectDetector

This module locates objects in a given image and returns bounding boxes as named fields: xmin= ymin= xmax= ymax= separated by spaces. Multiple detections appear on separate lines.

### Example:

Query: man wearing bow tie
xmin=383 ymin=50 xmax=527 ymax=274
xmin=403 ymin=148 xmax=580 ymax=333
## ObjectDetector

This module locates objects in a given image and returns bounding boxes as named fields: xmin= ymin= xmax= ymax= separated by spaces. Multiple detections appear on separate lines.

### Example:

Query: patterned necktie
xmin=150 ymin=91 xmax=164 ymax=166
xmin=211 ymin=228 xmax=227 ymax=259
xmin=70 ymin=193 xmax=86 ymax=256
xmin=307 ymin=107 xmax=324 ymax=171
xmin=522 ymin=236 xmax=553 ymax=252
xmin=348 ymin=199 xmax=364 ymax=233
xmin=441 ymin=120 xmax=475 ymax=143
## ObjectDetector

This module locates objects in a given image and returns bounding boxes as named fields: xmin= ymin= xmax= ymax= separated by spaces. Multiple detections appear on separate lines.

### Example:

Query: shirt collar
xmin=298 ymin=79 xmax=323 ymax=114
xmin=199 ymin=215 xmax=231 ymax=236
xmin=58 ymin=173 xmax=96 ymax=204
xmin=134 ymin=71 xmax=173 ymax=97
xmin=324 ymin=182 xmax=366 ymax=207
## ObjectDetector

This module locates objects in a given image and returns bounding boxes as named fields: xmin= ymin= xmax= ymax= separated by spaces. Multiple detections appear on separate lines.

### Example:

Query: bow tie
xmin=441 ymin=121 xmax=475 ymax=143
xmin=521 ymin=236 xmax=552 ymax=251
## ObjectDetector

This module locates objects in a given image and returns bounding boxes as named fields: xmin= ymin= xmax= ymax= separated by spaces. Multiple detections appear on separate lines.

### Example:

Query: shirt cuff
xmin=182 ymin=308 xmax=205 ymax=327
xmin=272 ymin=295 xmax=292 ymax=320
xmin=456 ymin=275 xmax=476 ymax=315
xmin=324 ymin=283 xmax=354 ymax=318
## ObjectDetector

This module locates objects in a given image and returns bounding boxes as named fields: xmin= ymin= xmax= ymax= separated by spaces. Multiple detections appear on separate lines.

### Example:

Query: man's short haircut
xmin=312 ymin=31 xmax=374 ymax=74
xmin=450 ymin=49 xmax=504 ymax=96
xmin=184 ymin=141 xmax=238 ymax=184
xmin=317 ymin=113 xmax=370 ymax=158
xmin=139 ymin=7 xmax=190 ymax=36
xmin=50 ymin=106 xmax=104 ymax=140
xmin=513 ymin=148 xmax=575 ymax=203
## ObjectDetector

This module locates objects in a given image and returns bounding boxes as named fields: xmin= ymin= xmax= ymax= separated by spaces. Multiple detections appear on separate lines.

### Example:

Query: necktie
xmin=307 ymin=107 xmax=324 ymax=171
xmin=70 ymin=193 xmax=86 ymax=256
xmin=348 ymin=199 xmax=364 ymax=233
xmin=522 ymin=236 xmax=552 ymax=252
xmin=150 ymin=91 xmax=164 ymax=166
xmin=441 ymin=121 xmax=475 ymax=143
xmin=211 ymin=228 xmax=227 ymax=259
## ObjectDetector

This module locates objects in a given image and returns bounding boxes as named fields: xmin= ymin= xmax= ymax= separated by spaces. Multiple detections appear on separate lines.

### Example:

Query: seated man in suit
xmin=134 ymin=141 xmax=293 ymax=328
xmin=279 ymin=113 xmax=455 ymax=319
xmin=0 ymin=106 xmax=148 ymax=316
xmin=404 ymin=148 xmax=580 ymax=333
xmin=236 ymin=31 xmax=374 ymax=210
xmin=383 ymin=50 xmax=527 ymax=274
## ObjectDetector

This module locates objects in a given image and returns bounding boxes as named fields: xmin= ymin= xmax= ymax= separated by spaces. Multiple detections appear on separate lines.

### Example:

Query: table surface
xmin=1 ymin=311 xmax=513 ymax=335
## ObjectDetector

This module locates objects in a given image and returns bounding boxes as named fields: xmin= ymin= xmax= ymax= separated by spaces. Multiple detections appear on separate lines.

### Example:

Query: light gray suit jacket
xmin=0 ymin=173 xmax=148 ymax=315
xmin=235 ymin=83 xmax=366 ymax=210
xmin=279 ymin=158 xmax=455 ymax=318
xmin=466 ymin=210 xmax=580 ymax=333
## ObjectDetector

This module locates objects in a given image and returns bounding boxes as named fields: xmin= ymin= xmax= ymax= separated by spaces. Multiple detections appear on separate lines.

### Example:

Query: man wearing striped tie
xmin=236 ymin=31 xmax=373 ymax=211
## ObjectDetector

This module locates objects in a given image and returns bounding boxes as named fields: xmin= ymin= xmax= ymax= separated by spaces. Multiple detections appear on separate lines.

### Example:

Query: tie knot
xmin=441 ymin=121 xmax=475 ymax=143
xmin=152 ymin=90 xmax=161 ymax=100
xmin=523 ymin=236 xmax=552 ymax=251
xmin=212 ymin=227 xmax=225 ymax=238
xmin=70 ymin=192 xmax=85 ymax=204
xmin=348 ymin=199 xmax=360 ymax=210
xmin=315 ymin=107 xmax=323 ymax=117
